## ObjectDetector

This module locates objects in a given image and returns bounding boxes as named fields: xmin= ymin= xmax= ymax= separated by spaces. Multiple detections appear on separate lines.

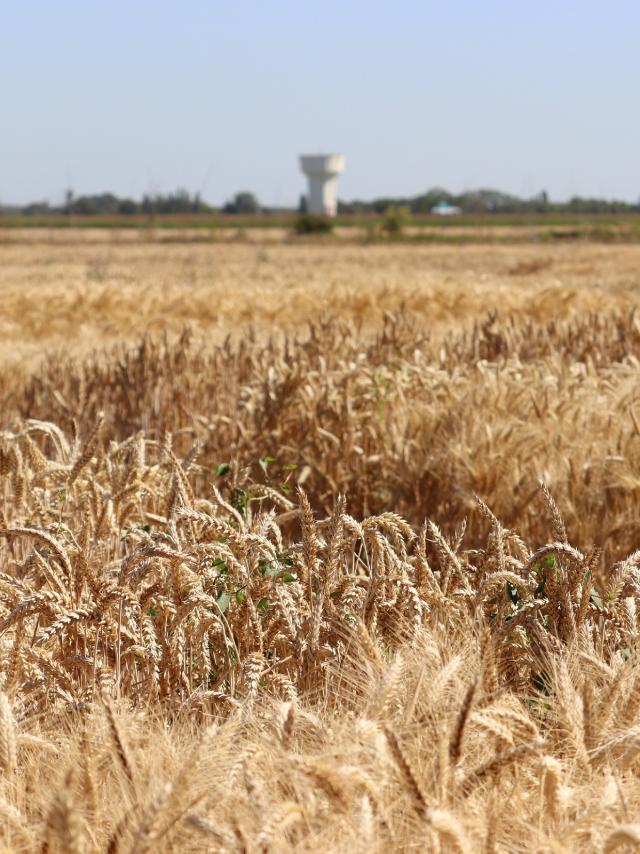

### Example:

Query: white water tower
xmin=299 ymin=154 xmax=345 ymax=216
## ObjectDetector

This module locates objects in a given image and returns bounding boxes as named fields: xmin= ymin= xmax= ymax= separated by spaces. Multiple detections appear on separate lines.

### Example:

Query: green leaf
xmin=216 ymin=592 xmax=231 ymax=614
xmin=257 ymin=597 xmax=269 ymax=614
xmin=282 ymin=463 xmax=297 ymax=471
xmin=260 ymin=562 xmax=279 ymax=577
xmin=211 ymin=557 xmax=228 ymax=574
xmin=590 ymin=590 xmax=603 ymax=609
xmin=282 ymin=572 xmax=297 ymax=583
xmin=280 ymin=483 xmax=293 ymax=494
xmin=147 ymin=607 xmax=158 ymax=617
xmin=235 ymin=590 xmax=246 ymax=605
xmin=259 ymin=455 xmax=275 ymax=476
xmin=542 ymin=554 xmax=556 ymax=569
xmin=216 ymin=463 xmax=230 ymax=477
xmin=142 ymin=524 xmax=151 ymax=533
xmin=231 ymin=486 xmax=249 ymax=515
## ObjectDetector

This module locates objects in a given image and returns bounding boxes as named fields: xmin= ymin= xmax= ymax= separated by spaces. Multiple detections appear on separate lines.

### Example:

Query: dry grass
xmin=1 ymin=236 xmax=640 ymax=851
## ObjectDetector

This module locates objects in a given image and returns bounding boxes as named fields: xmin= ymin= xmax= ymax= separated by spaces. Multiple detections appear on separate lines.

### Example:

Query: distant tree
xmin=154 ymin=189 xmax=192 ymax=214
xmin=117 ymin=198 xmax=138 ymax=215
xmin=137 ymin=189 xmax=213 ymax=216
xmin=71 ymin=193 xmax=121 ymax=215
xmin=298 ymin=194 xmax=307 ymax=214
xmin=224 ymin=192 xmax=259 ymax=215
xmin=527 ymin=190 xmax=550 ymax=213
xmin=23 ymin=201 xmax=51 ymax=215
xmin=382 ymin=205 xmax=411 ymax=236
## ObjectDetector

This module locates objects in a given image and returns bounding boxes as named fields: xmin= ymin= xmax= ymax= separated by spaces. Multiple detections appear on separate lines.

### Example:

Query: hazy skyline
xmin=2 ymin=0 xmax=639 ymax=207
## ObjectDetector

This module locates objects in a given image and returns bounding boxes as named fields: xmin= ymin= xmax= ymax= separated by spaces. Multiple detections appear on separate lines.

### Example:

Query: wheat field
xmin=1 ymin=236 xmax=640 ymax=852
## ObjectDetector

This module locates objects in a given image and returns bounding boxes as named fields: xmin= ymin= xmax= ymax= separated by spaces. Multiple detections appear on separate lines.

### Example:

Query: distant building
xmin=430 ymin=200 xmax=462 ymax=216
xmin=299 ymin=154 xmax=345 ymax=217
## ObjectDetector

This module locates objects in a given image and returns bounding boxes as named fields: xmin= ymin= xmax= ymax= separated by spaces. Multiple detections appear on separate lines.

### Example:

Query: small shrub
xmin=382 ymin=205 xmax=411 ymax=236
xmin=294 ymin=213 xmax=334 ymax=235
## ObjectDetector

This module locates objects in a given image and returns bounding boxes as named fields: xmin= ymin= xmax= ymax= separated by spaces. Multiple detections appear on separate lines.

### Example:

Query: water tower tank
xmin=299 ymin=154 xmax=345 ymax=217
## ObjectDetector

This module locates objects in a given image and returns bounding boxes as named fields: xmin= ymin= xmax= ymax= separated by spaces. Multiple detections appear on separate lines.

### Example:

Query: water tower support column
xmin=299 ymin=154 xmax=346 ymax=216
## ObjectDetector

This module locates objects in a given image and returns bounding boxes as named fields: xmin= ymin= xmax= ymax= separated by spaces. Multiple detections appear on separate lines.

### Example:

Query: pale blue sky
xmin=1 ymin=1 xmax=638 ymax=206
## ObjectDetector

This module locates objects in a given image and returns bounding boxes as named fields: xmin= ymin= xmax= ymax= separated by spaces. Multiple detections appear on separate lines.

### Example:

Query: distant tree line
xmin=8 ymin=189 xmax=215 ymax=217
xmin=2 ymin=189 xmax=264 ymax=217
xmin=338 ymin=188 xmax=640 ymax=215
xmin=1 ymin=186 xmax=639 ymax=217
